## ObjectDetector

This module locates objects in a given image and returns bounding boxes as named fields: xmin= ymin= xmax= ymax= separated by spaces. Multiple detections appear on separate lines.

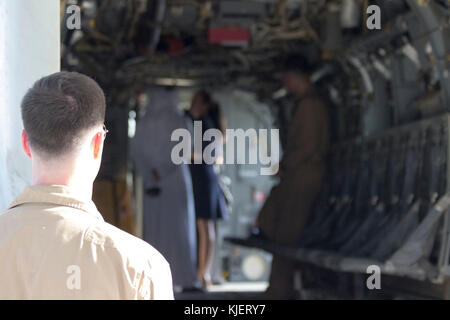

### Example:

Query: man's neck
xmin=295 ymin=87 xmax=314 ymax=100
xmin=32 ymin=158 xmax=94 ymax=201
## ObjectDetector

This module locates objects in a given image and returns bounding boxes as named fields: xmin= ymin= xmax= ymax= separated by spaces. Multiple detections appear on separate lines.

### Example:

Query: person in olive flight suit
xmin=255 ymin=54 xmax=330 ymax=299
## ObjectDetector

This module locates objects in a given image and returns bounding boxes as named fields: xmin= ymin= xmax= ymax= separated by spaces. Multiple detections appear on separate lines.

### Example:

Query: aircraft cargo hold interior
xmin=0 ymin=0 xmax=450 ymax=301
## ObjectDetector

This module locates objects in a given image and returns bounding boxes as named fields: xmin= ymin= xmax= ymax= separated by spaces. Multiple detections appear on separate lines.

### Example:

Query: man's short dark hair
xmin=283 ymin=54 xmax=314 ymax=76
xmin=21 ymin=71 xmax=106 ymax=156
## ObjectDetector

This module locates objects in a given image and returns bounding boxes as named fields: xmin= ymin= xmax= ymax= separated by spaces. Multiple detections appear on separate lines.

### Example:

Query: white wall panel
xmin=0 ymin=0 xmax=60 ymax=211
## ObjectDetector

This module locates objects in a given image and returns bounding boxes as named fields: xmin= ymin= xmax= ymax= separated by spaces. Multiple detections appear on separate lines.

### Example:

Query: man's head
xmin=282 ymin=54 xmax=314 ymax=97
xmin=21 ymin=72 xmax=107 ymax=188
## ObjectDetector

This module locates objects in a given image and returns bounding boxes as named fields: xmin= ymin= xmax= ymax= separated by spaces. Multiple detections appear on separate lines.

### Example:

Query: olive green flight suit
xmin=257 ymin=92 xmax=330 ymax=299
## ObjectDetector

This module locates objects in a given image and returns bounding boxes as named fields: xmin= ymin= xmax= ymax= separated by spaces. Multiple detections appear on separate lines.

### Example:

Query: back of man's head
xmin=21 ymin=72 xmax=106 ymax=157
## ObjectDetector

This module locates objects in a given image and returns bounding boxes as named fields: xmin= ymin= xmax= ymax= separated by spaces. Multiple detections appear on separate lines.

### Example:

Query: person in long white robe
xmin=131 ymin=87 xmax=198 ymax=290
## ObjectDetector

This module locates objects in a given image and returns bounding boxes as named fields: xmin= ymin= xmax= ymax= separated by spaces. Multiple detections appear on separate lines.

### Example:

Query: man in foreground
xmin=0 ymin=71 xmax=174 ymax=299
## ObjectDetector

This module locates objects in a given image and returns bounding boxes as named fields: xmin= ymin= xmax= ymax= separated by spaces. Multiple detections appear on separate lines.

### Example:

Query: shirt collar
xmin=8 ymin=185 xmax=104 ymax=221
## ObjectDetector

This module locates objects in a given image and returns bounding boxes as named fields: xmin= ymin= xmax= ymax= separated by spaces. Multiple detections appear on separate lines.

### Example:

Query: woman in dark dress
xmin=186 ymin=90 xmax=227 ymax=288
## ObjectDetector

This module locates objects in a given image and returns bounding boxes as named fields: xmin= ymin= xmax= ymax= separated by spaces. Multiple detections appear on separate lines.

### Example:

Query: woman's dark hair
xmin=209 ymin=102 xmax=226 ymax=135
xmin=196 ymin=90 xmax=225 ymax=134
xmin=196 ymin=90 xmax=213 ymax=106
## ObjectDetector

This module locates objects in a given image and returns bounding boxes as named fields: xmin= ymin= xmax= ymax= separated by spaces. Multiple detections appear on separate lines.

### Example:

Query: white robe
xmin=131 ymin=88 xmax=198 ymax=288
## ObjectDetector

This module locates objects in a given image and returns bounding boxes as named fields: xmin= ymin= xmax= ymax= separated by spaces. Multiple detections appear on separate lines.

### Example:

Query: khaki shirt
xmin=0 ymin=185 xmax=174 ymax=300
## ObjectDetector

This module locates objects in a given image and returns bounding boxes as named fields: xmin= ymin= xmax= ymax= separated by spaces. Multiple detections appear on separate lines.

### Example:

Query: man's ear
xmin=92 ymin=131 xmax=104 ymax=160
xmin=21 ymin=130 xmax=32 ymax=158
